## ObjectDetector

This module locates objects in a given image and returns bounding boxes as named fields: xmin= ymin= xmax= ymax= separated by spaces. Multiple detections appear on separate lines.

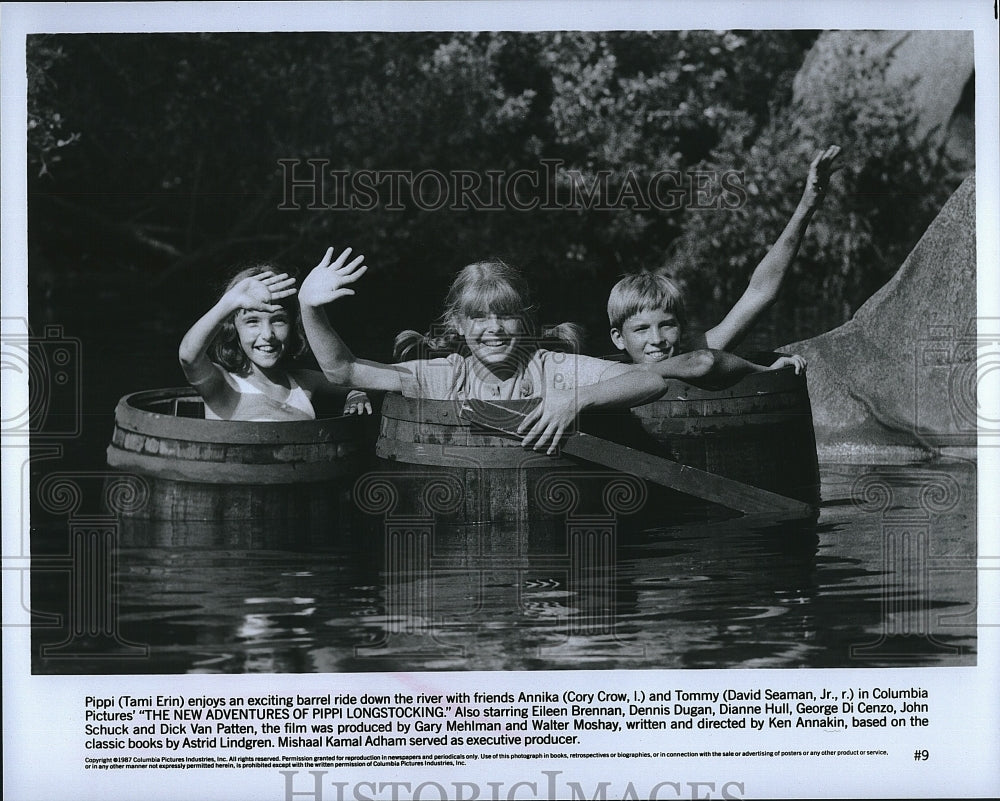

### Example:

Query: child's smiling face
xmin=458 ymin=312 xmax=524 ymax=375
xmin=612 ymin=307 xmax=682 ymax=363
xmin=234 ymin=308 xmax=292 ymax=371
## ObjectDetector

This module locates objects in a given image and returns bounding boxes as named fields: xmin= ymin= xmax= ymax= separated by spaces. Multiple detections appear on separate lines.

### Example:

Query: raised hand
xmin=226 ymin=271 xmax=297 ymax=313
xmin=801 ymin=145 xmax=841 ymax=212
xmin=299 ymin=246 xmax=368 ymax=308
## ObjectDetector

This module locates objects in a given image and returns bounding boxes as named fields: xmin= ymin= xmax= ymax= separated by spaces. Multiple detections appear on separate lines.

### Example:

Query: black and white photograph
xmin=3 ymin=2 xmax=998 ymax=799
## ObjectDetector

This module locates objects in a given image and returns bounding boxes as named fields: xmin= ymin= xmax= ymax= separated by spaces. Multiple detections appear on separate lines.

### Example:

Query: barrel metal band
xmin=376 ymin=438 xmax=576 ymax=468
xmin=107 ymin=445 xmax=356 ymax=484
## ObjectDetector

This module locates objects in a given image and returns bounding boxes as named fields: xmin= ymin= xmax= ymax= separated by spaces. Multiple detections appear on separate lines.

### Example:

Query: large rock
xmin=781 ymin=175 xmax=976 ymax=457
xmin=793 ymin=31 xmax=974 ymax=168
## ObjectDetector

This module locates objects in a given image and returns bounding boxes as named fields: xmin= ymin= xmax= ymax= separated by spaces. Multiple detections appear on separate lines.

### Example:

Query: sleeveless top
xmin=202 ymin=370 xmax=316 ymax=421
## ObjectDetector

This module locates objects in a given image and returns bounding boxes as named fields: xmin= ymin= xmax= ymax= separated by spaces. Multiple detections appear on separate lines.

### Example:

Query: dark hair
xmin=209 ymin=262 xmax=310 ymax=374
xmin=393 ymin=259 xmax=584 ymax=361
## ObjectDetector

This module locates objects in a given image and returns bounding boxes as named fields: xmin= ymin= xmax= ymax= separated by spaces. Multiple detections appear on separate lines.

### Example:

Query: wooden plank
xmin=563 ymin=433 xmax=813 ymax=516
xmin=460 ymin=399 xmax=814 ymax=518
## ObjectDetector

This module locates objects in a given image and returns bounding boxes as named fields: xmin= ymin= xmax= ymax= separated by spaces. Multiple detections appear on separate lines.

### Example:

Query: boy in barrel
xmin=608 ymin=146 xmax=840 ymax=387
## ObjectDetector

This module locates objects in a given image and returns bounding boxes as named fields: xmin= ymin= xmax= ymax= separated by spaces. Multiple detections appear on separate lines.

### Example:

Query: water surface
xmin=31 ymin=459 xmax=976 ymax=673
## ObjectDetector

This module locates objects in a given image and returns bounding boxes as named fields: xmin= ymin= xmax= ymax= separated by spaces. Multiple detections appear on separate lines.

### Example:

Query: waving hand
xmin=298 ymin=246 xmax=368 ymax=308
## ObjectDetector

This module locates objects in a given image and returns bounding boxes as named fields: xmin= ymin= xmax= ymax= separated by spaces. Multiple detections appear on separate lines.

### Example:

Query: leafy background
xmin=27 ymin=31 xmax=965 ymax=374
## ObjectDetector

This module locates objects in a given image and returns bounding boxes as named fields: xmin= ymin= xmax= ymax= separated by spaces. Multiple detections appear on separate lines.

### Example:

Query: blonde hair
xmin=394 ymin=259 xmax=584 ymax=360
xmin=607 ymin=271 xmax=687 ymax=332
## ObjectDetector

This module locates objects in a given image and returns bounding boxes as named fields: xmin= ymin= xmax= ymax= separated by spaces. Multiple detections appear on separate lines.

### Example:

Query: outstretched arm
xmin=298 ymin=246 xmax=407 ymax=393
xmin=635 ymin=349 xmax=805 ymax=390
xmin=515 ymin=351 xmax=805 ymax=453
xmin=178 ymin=271 xmax=296 ymax=393
xmin=293 ymin=370 xmax=376 ymax=415
xmin=705 ymin=145 xmax=840 ymax=351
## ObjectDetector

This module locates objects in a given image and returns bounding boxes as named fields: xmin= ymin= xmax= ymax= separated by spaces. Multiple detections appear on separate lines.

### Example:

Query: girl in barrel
xmin=179 ymin=263 xmax=371 ymax=421
xmin=297 ymin=248 xmax=668 ymax=454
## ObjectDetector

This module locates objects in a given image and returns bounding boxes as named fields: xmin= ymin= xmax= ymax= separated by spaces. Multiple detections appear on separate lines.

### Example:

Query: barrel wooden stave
xmin=631 ymin=370 xmax=820 ymax=506
xmin=371 ymin=395 xmax=603 ymax=554
xmin=106 ymin=388 xmax=364 ymax=523
xmin=122 ymin=476 xmax=350 ymax=521
xmin=372 ymin=369 xmax=820 ymax=534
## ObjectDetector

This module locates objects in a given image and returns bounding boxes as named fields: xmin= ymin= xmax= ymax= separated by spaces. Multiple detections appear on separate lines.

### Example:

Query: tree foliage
xmin=26 ymin=30 xmax=962 ymax=360
xmin=668 ymin=34 xmax=965 ymax=345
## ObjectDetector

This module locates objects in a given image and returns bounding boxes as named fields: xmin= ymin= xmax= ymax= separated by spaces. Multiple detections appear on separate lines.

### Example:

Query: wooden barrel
xmin=627 ymin=365 xmax=820 ymax=506
xmin=369 ymin=394 xmax=650 ymax=553
xmin=106 ymin=387 xmax=363 ymax=522
xmin=371 ymin=368 xmax=818 ymax=539
xmin=373 ymin=394 xmax=570 ymax=529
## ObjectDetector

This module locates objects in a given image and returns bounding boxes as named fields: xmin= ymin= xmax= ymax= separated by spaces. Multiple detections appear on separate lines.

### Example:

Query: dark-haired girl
xmin=179 ymin=262 xmax=370 ymax=421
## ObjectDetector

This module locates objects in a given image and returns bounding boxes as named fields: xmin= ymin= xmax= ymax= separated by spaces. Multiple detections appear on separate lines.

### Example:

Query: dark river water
xmin=30 ymin=458 xmax=976 ymax=674
xmin=21 ymin=315 xmax=977 ymax=673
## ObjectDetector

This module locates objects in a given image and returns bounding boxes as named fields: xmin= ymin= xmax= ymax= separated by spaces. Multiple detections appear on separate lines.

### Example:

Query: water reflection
xmin=30 ymin=460 xmax=976 ymax=673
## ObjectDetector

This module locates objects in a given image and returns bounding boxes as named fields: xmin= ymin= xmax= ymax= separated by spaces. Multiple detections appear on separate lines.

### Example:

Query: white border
xmin=3 ymin=3 xmax=998 ymax=800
